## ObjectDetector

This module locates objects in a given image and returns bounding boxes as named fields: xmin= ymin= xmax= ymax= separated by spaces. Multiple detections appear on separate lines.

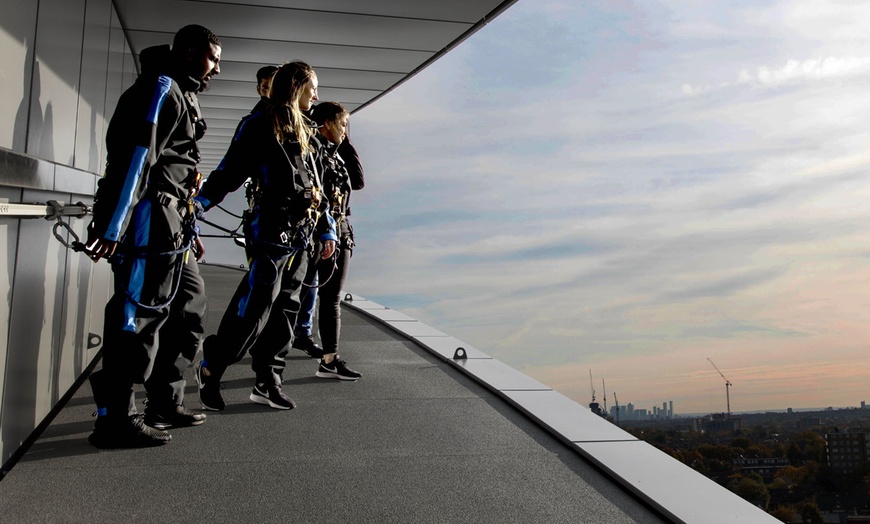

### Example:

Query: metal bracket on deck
xmin=343 ymin=293 xmax=353 ymax=302
xmin=453 ymin=347 xmax=467 ymax=360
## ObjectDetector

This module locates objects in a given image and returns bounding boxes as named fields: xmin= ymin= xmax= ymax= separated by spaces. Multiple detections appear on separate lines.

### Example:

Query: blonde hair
xmin=269 ymin=61 xmax=316 ymax=154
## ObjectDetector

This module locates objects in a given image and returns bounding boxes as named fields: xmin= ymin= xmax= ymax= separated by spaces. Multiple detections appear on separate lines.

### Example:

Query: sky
xmin=206 ymin=0 xmax=870 ymax=415
xmin=341 ymin=0 xmax=870 ymax=416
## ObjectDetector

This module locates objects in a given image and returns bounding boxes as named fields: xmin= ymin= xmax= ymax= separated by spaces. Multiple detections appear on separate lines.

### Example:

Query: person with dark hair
xmin=253 ymin=65 xmax=279 ymax=114
xmin=305 ymin=101 xmax=365 ymax=380
xmin=84 ymin=24 xmax=221 ymax=448
xmin=193 ymin=61 xmax=336 ymax=411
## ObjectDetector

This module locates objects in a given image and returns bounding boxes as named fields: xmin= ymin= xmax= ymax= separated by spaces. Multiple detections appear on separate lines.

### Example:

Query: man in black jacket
xmin=252 ymin=65 xmax=278 ymax=114
xmin=84 ymin=25 xmax=221 ymax=448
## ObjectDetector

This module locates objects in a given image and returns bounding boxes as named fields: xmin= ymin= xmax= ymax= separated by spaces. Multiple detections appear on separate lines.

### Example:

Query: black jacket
xmin=196 ymin=110 xmax=337 ymax=250
xmin=319 ymin=136 xmax=364 ymax=240
xmin=90 ymin=44 xmax=204 ymax=252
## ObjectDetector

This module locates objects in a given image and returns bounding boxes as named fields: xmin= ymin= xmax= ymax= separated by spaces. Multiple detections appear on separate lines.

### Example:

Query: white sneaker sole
xmin=315 ymin=371 xmax=360 ymax=381
xmin=249 ymin=392 xmax=295 ymax=410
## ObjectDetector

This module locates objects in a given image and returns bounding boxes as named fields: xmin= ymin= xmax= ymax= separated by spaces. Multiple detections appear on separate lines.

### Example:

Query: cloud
xmin=681 ymin=55 xmax=870 ymax=97
xmin=739 ymin=56 xmax=870 ymax=86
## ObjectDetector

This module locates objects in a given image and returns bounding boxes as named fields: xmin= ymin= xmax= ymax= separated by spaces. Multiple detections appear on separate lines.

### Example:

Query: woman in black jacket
xmin=308 ymin=102 xmax=365 ymax=381
xmin=194 ymin=61 xmax=336 ymax=411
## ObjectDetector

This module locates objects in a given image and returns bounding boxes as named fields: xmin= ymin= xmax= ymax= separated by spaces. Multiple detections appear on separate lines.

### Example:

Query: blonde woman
xmin=194 ymin=61 xmax=335 ymax=411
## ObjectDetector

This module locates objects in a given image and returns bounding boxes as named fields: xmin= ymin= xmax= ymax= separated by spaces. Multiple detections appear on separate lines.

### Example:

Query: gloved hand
xmin=192 ymin=199 xmax=205 ymax=220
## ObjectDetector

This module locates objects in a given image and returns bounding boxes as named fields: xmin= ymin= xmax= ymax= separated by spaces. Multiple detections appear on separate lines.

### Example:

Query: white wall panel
xmin=57 ymin=195 xmax=99 ymax=396
xmin=74 ymin=0 xmax=112 ymax=174
xmin=1 ymin=188 xmax=68 ymax=465
xmin=102 ymin=5 xmax=126 ymax=172
xmin=26 ymin=0 xmax=87 ymax=165
xmin=0 ymin=1 xmax=38 ymax=152
xmin=0 ymin=187 xmax=23 ymax=457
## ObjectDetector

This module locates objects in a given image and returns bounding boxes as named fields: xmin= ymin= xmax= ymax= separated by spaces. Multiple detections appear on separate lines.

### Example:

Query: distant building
xmin=695 ymin=413 xmax=742 ymax=433
xmin=732 ymin=457 xmax=789 ymax=478
xmin=609 ymin=405 xmax=624 ymax=421
xmin=799 ymin=418 xmax=821 ymax=429
xmin=826 ymin=431 xmax=869 ymax=473
xmin=608 ymin=401 xmax=675 ymax=421
xmin=589 ymin=401 xmax=604 ymax=417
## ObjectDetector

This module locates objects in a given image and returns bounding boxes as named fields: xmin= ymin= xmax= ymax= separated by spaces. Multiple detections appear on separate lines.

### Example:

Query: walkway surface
xmin=0 ymin=264 xmax=664 ymax=523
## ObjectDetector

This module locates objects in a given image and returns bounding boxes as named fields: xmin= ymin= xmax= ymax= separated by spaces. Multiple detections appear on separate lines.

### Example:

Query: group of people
xmin=83 ymin=25 xmax=365 ymax=448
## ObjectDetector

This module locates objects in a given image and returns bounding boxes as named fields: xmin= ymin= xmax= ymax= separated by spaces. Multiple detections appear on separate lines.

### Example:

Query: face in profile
xmin=191 ymin=43 xmax=221 ymax=88
xmin=257 ymin=77 xmax=271 ymax=97
xmin=323 ymin=114 xmax=348 ymax=144
xmin=299 ymin=75 xmax=318 ymax=111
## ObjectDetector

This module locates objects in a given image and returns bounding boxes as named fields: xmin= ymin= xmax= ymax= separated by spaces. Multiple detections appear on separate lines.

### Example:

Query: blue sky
xmin=344 ymin=0 xmax=870 ymax=414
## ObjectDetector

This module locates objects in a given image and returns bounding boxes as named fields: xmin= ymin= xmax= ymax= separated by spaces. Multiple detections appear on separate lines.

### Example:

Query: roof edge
xmin=351 ymin=0 xmax=521 ymax=114
xmin=340 ymin=292 xmax=782 ymax=524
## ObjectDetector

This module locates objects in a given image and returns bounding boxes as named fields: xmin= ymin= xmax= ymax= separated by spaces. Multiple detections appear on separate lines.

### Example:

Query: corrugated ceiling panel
xmin=113 ymin=0 xmax=518 ymax=171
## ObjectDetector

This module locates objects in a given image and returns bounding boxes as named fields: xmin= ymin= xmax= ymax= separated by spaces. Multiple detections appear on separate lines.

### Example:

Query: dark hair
xmin=311 ymin=102 xmax=348 ymax=126
xmin=257 ymin=65 xmax=279 ymax=83
xmin=172 ymin=25 xmax=221 ymax=54
xmin=269 ymin=61 xmax=317 ymax=153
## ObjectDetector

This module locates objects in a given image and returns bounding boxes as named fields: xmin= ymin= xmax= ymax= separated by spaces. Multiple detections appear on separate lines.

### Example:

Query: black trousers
xmin=202 ymin=248 xmax=309 ymax=386
xmin=91 ymin=254 xmax=207 ymax=417
xmin=315 ymin=239 xmax=352 ymax=354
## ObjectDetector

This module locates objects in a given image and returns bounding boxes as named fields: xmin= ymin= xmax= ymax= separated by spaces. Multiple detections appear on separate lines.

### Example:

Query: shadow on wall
xmin=13 ymin=60 xmax=57 ymax=163
xmin=1 ymin=221 xmax=49 ymax=465
xmin=89 ymin=109 xmax=99 ymax=174
xmin=5 ymin=0 xmax=119 ymax=169
xmin=11 ymin=38 xmax=34 ymax=153
xmin=25 ymin=61 xmax=56 ymax=162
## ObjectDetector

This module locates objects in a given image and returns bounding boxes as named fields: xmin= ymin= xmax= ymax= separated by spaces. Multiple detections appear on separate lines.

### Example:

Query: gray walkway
xmin=0 ymin=265 xmax=664 ymax=523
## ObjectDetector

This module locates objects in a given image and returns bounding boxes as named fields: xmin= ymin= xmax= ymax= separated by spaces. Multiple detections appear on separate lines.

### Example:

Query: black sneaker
xmin=315 ymin=357 xmax=362 ymax=381
xmin=292 ymin=335 xmax=324 ymax=358
xmin=250 ymin=383 xmax=296 ymax=410
xmin=88 ymin=414 xmax=171 ymax=449
xmin=144 ymin=405 xmax=206 ymax=430
xmin=195 ymin=361 xmax=225 ymax=411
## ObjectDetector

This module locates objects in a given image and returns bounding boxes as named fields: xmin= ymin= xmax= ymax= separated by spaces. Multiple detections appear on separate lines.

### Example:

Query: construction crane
xmin=602 ymin=378 xmax=607 ymax=413
xmin=707 ymin=358 xmax=732 ymax=417
xmin=588 ymin=370 xmax=603 ymax=416
xmin=588 ymin=369 xmax=595 ymax=403
xmin=613 ymin=392 xmax=620 ymax=425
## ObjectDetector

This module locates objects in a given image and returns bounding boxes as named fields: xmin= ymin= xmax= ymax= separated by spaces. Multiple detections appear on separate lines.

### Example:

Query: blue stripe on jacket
xmin=123 ymin=199 xmax=152 ymax=331
xmin=105 ymin=75 xmax=172 ymax=241
xmin=215 ymin=113 xmax=255 ymax=171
